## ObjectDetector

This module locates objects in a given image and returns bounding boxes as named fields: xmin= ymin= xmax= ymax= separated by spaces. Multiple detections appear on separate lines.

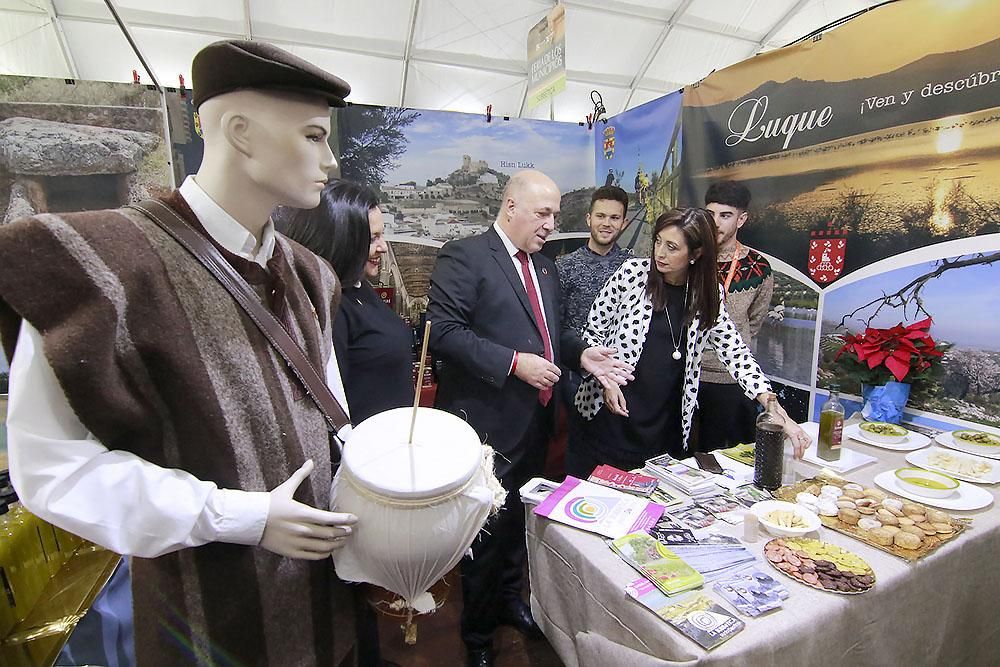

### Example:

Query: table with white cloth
xmin=526 ymin=423 xmax=1000 ymax=666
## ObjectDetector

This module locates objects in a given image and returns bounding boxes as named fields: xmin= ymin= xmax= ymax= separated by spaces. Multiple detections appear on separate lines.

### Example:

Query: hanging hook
xmin=590 ymin=90 xmax=608 ymax=125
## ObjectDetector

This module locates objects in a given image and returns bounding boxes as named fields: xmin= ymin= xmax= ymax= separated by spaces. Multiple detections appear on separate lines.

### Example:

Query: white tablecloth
xmin=527 ymin=427 xmax=1000 ymax=666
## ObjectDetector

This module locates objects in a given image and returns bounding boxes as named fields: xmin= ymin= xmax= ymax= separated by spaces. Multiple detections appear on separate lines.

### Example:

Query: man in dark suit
xmin=428 ymin=170 xmax=630 ymax=667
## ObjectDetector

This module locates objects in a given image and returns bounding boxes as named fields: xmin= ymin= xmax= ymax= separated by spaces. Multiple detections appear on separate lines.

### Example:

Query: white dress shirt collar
xmin=493 ymin=221 xmax=521 ymax=258
xmin=179 ymin=176 xmax=276 ymax=267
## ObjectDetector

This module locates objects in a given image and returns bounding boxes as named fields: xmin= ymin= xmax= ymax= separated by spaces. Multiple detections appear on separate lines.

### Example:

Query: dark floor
xmin=376 ymin=573 xmax=564 ymax=667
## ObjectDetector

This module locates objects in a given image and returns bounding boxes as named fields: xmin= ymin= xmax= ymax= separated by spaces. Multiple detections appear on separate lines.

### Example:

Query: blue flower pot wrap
xmin=861 ymin=382 xmax=911 ymax=424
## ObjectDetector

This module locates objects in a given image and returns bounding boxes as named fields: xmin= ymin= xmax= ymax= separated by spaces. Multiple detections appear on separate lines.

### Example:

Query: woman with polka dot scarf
xmin=566 ymin=208 xmax=810 ymax=476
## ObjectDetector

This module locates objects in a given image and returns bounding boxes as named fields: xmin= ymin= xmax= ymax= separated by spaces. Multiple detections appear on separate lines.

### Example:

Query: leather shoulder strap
xmin=127 ymin=199 xmax=351 ymax=448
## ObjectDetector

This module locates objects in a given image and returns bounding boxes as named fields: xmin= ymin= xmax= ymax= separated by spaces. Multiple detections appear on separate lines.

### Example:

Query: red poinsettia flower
xmin=835 ymin=317 xmax=944 ymax=382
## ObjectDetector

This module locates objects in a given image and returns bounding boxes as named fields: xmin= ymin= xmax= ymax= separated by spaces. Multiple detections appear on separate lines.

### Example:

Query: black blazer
xmin=428 ymin=227 xmax=573 ymax=455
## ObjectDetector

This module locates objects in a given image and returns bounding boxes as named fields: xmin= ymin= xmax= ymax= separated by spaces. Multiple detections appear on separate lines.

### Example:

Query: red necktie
xmin=516 ymin=250 xmax=553 ymax=406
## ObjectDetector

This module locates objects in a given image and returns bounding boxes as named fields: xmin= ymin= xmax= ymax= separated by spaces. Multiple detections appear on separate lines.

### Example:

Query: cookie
xmin=926 ymin=509 xmax=949 ymax=523
xmin=838 ymin=508 xmax=861 ymax=525
xmin=893 ymin=531 xmax=922 ymax=550
xmin=869 ymin=528 xmax=894 ymax=546
xmin=863 ymin=488 xmax=887 ymax=501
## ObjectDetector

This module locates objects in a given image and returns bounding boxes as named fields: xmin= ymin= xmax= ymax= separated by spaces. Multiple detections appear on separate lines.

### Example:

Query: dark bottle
xmin=754 ymin=394 xmax=785 ymax=491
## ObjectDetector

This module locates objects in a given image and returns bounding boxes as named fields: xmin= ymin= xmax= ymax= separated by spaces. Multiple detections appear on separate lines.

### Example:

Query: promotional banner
xmin=594 ymin=92 xmax=683 ymax=254
xmin=680 ymin=0 xmax=1000 ymax=284
xmin=336 ymin=102 xmax=593 ymax=317
xmin=526 ymin=4 xmax=567 ymax=110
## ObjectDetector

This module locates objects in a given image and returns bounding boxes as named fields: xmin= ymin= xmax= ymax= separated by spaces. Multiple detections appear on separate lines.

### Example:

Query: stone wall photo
xmin=0 ymin=76 xmax=172 ymax=225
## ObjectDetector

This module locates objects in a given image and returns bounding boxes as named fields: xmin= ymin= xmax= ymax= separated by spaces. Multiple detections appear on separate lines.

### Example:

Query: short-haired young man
xmin=698 ymin=180 xmax=774 ymax=450
xmin=558 ymin=185 xmax=631 ymax=477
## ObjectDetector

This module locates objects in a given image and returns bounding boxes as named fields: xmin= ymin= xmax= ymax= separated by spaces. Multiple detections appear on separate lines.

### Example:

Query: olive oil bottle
xmin=818 ymin=385 xmax=845 ymax=462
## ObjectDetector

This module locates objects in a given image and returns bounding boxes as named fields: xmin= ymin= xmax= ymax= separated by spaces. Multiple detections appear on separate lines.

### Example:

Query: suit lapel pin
xmin=541 ymin=267 xmax=548 ymax=275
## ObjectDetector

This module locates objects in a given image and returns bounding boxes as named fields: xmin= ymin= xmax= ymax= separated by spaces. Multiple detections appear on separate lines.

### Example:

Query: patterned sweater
xmin=701 ymin=245 xmax=774 ymax=385
xmin=0 ymin=193 xmax=354 ymax=666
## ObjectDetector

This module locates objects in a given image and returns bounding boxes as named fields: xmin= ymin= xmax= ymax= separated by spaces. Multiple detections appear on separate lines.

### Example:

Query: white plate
xmin=750 ymin=500 xmax=822 ymax=537
xmin=872 ymin=470 xmax=994 ymax=511
xmin=905 ymin=447 xmax=1000 ymax=485
xmin=936 ymin=430 xmax=1000 ymax=460
xmin=844 ymin=423 xmax=930 ymax=451
xmin=796 ymin=422 xmax=878 ymax=473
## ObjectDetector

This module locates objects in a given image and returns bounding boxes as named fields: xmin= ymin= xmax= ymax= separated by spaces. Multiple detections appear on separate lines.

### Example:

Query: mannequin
xmin=0 ymin=41 xmax=358 ymax=665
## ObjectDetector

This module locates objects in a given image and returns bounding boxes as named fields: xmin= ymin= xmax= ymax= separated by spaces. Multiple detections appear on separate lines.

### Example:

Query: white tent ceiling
xmin=1 ymin=0 xmax=883 ymax=122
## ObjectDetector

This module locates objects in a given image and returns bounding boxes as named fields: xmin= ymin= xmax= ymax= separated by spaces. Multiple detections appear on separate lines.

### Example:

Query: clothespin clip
xmin=178 ymin=74 xmax=186 ymax=98
xmin=586 ymin=113 xmax=593 ymax=131
xmin=132 ymin=69 xmax=141 ymax=84
xmin=486 ymin=104 xmax=492 ymax=123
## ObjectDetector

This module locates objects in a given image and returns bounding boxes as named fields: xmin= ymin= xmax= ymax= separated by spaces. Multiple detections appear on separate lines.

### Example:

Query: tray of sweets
xmin=764 ymin=538 xmax=875 ymax=594
xmin=773 ymin=476 xmax=966 ymax=562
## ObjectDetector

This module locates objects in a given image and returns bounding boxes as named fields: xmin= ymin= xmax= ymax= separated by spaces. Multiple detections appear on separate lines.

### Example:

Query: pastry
xmin=821 ymin=485 xmax=844 ymax=498
xmin=875 ymin=509 xmax=899 ymax=525
xmin=836 ymin=499 xmax=857 ymax=510
xmin=796 ymin=492 xmax=820 ymax=505
xmin=857 ymin=505 xmax=877 ymax=515
xmin=869 ymin=528 xmax=895 ymax=546
xmin=863 ymin=488 xmax=887 ymax=502
xmin=926 ymin=509 xmax=950 ymax=524
xmin=900 ymin=525 xmax=925 ymax=537
xmin=838 ymin=508 xmax=861 ymax=525
xmin=893 ymin=531 xmax=922 ymax=550
xmin=901 ymin=503 xmax=924 ymax=516
xmin=843 ymin=488 xmax=865 ymax=500
xmin=908 ymin=514 xmax=927 ymax=524
xmin=896 ymin=517 xmax=915 ymax=527
xmin=843 ymin=483 xmax=864 ymax=492
xmin=817 ymin=500 xmax=839 ymax=517
xmin=857 ymin=518 xmax=882 ymax=532
xmin=882 ymin=525 xmax=901 ymax=535
xmin=882 ymin=498 xmax=904 ymax=512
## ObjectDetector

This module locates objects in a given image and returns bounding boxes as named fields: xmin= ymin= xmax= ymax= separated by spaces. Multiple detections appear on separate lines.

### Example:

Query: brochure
xmin=610 ymin=532 xmax=704 ymax=596
xmin=626 ymin=582 xmax=747 ymax=650
xmin=658 ymin=592 xmax=745 ymax=650
xmin=587 ymin=465 xmax=659 ymax=496
xmin=713 ymin=569 xmax=789 ymax=617
xmin=533 ymin=477 xmax=665 ymax=539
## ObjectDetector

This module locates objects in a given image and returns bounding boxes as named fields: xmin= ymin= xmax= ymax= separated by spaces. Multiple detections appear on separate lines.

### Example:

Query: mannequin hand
xmin=260 ymin=460 xmax=358 ymax=560
xmin=514 ymin=352 xmax=561 ymax=390
xmin=581 ymin=346 xmax=634 ymax=391
xmin=783 ymin=420 xmax=811 ymax=460
xmin=603 ymin=384 xmax=629 ymax=417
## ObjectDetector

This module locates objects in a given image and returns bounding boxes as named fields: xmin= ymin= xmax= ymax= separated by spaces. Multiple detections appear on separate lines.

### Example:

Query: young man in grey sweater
xmin=558 ymin=186 xmax=631 ymax=477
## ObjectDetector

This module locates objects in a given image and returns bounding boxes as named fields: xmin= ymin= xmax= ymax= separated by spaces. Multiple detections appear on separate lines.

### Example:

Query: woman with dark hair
xmin=276 ymin=179 xmax=414 ymax=425
xmin=567 ymin=207 xmax=809 ymax=476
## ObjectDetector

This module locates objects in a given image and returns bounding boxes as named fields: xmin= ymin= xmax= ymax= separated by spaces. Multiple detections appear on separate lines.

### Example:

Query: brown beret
xmin=192 ymin=40 xmax=351 ymax=108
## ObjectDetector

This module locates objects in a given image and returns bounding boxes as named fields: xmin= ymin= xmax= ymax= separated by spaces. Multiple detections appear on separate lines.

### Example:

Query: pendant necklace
xmin=664 ymin=278 xmax=688 ymax=361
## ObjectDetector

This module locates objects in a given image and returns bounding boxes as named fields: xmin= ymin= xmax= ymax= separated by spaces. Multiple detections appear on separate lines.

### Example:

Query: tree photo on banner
xmin=820 ymin=243 xmax=1000 ymax=428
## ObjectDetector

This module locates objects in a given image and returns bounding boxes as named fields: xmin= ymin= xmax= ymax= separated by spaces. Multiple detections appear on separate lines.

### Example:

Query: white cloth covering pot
xmin=330 ymin=407 xmax=504 ymax=612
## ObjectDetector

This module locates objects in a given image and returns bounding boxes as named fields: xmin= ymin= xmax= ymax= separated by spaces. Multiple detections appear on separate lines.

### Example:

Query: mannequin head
xmin=197 ymin=90 xmax=335 ymax=215
xmin=188 ymin=39 xmax=350 ymax=235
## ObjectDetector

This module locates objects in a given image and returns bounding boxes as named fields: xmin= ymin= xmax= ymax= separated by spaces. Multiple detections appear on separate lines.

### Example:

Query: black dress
xmin=580 ymin=282 xmax=687 ymax=471
xmin=333 ymin=280 xmax=414 ymax=424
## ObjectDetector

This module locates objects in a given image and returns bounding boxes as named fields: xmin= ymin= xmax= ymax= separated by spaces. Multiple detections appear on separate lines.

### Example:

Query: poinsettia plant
xmin=833 ymin=317 xmax=946 ymax=389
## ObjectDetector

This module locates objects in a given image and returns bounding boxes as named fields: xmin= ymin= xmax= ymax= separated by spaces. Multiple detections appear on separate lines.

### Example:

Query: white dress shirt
xmin=492 ymin=222 xmax=551 ymax=373
xmin=6 ymin=176 xmax=349 ymax=558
